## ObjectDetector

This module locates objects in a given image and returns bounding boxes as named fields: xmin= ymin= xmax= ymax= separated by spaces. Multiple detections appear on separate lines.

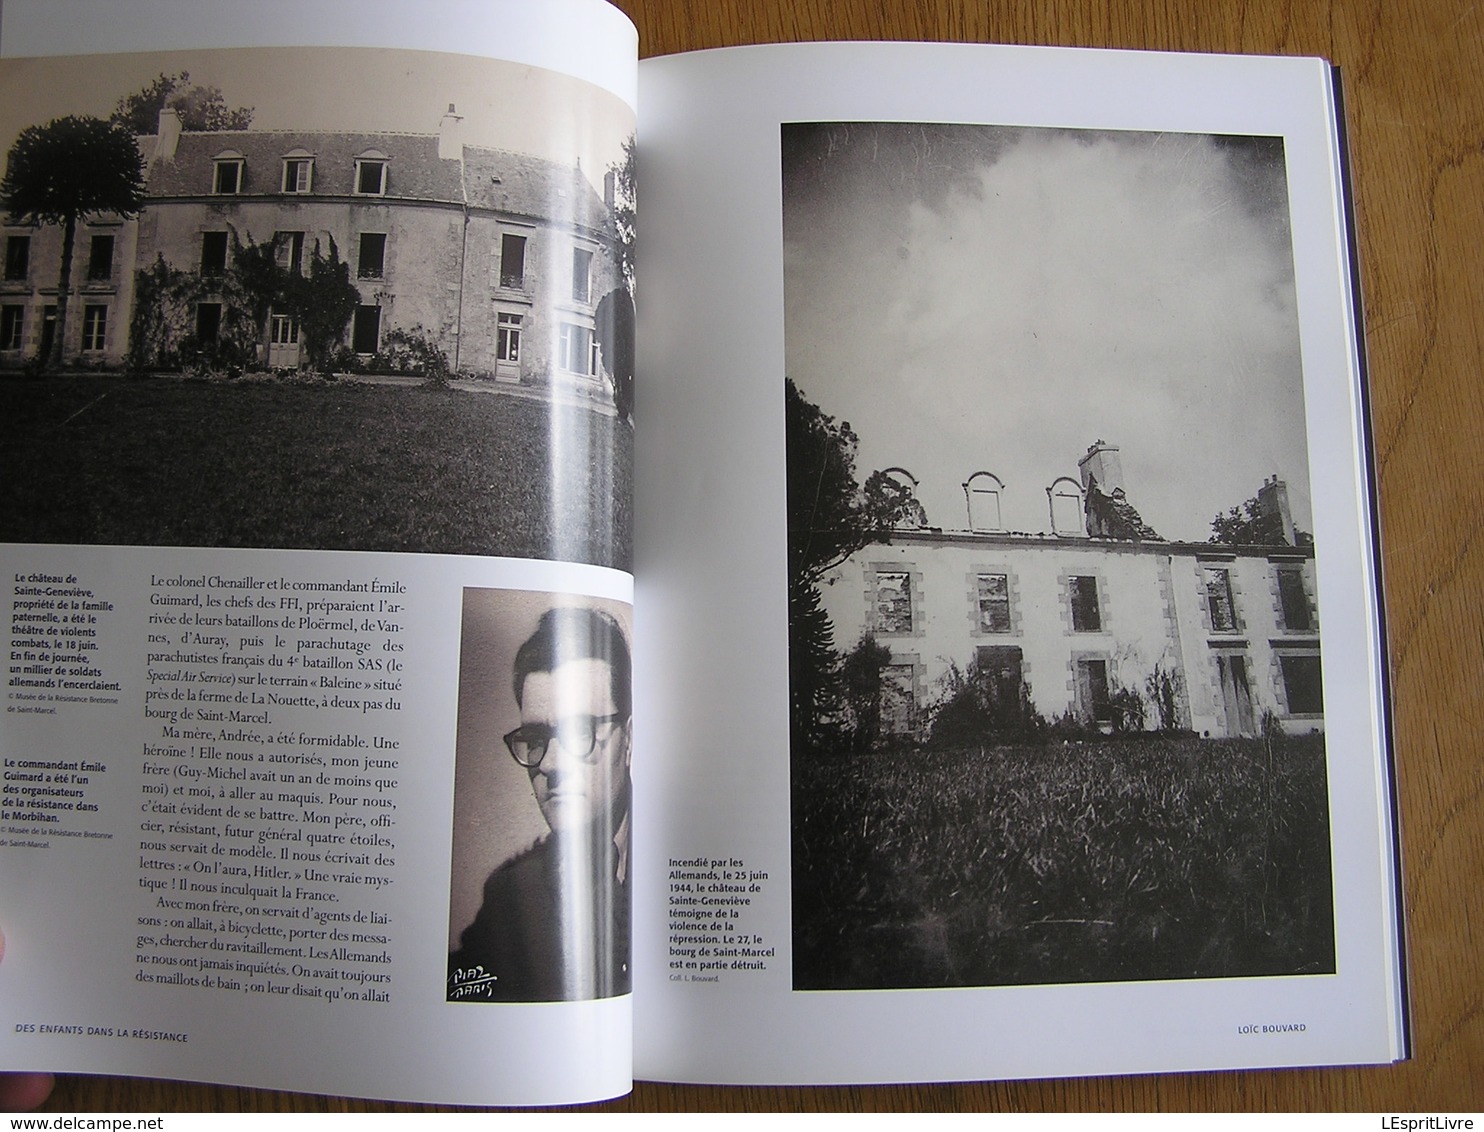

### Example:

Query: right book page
xmin=633 ymin=42 xmax=1404 ymax=1085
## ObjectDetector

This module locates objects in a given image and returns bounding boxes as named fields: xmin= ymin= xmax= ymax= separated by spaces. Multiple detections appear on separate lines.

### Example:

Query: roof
xmin=142 ymin=129 xmax=611 ymax=233
xmin=1087 ymin=481 xmax=1162 ymax=541
xmin=463 ymin=147 xmax=609 ymax=231
xmin=147 ymin=130 xmax=465 ymax=202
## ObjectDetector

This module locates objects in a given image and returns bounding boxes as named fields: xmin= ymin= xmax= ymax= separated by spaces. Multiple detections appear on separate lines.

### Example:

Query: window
xmin=884 ymin=468 xmax=927 ymax=527
xmin=0 ymin=305 xmax=23 ymax=350
xmin=1070 ymin=575 xmax=1101 ymax=632
xmin=4 ymin=235 xmax=28 ymax=281
xmin=1076 ymin=657 xmax=1113 ymax=725
xmin=1279 ymin=654 xmax=1324 ymax=715
xmin=274 ymin=231 xmax=304 ymax=276
xmin=213 ymin=158 xmax=243 ymax=195
xmin=38 ymin=306 xmax=55 ymax=359
xmin=200 ymin=231 xmax=229 ymax=277
xmin=1049 ymin=477 xmax=1084 ymax=536
xmin=1216 ymin=653 xmax=1256 ymax=737
xmin=281 ymin=156 xmax=313 ymax=194
xmin=1277 ymin=566 xmax=1312 ymax=631
xmin=1203 ymin=566 xmax=1238 ymax=632
xmin=965 ymin=471 xmax=1004 ymax=532
xmin=975 ymin=573 xmax=1011 ymax=633
xmin=270 ymin=314 xmax=299 ymax=345
xmin=80 ymin=305 xmax=107 ymax=352
xmin=86 ymin=234 xmax=113 ymax=281
xmin=873 ymin=571 xmax=913 ymax=634
xmin=880 ymin=664 xmax=917 ymax=735
xmin=352 ymin=305 xmax=381 ymax=353
xmin=195 ymin=303 xmax=221 ymax=344
xmin=558 ymin=322 xmax=594 ymax=374
xmin=357 ymin=233 xmax=386 ymax=279
xmin=572 ymin=246 xmax=593 ymax=303
xmin=355 ymin=158 xmax=387 ymax=196
xmin=499 ymin=234 xmax=527 ymax=288
xmin=975 ymin=645 xmax=1024 ymax=709
xmin=496 ymin=311 xmax=522 ymax=363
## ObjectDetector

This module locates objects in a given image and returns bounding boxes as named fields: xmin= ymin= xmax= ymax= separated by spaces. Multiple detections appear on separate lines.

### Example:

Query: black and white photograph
xmin=783 ymin=121 xmax=1335 ymax=991
xmin=0 ymin=47 xmax=635 ymax=568
xmin=446 ymin=589 xmax=633 ymax=1003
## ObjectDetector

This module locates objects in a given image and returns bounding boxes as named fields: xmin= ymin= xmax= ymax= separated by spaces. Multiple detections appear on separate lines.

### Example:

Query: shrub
xmin=926 ymin=659 xmax=1047 ymax=748
xmin=379 ymin=324 xmax=451 ymax=386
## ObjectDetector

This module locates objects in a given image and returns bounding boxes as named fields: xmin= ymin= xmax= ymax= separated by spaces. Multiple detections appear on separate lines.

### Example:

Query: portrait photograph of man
xmin=446 ymin=590 xmax=633 ymax=1003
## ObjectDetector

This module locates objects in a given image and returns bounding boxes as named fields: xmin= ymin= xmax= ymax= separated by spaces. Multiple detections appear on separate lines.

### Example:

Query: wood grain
xmin=33 ymin=0 xmax=1484 ymax=1114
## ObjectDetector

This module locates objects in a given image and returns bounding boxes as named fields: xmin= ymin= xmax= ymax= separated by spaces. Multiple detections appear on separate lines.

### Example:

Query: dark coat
xmin=447 ymin=829 xmax=630 ymax=1003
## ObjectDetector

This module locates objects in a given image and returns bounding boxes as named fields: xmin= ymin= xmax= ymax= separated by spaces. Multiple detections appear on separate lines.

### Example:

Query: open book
xmin=0 ymin=0 xmax=1406 ymax=1106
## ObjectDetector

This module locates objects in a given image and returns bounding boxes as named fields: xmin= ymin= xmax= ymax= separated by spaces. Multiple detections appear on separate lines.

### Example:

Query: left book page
xmin=0 ymin=0 xmax=638 ymax=1106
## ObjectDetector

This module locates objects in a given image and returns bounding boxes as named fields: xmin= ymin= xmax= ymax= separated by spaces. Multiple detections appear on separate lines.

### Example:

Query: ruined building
xmin=819 ymin=441 xmax=1322 ymax=739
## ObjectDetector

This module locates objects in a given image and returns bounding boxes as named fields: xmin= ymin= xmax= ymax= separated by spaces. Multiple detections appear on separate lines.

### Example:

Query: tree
xmin=293 ymin=237 xmax=360 ymax=373
xmin=785 ymin=378 xmax=916 ymax=748
xmin=1209 ymin=495 xmax=1312 ymax=547
xmin=2 ymin=116 xmax=146 ymax=370
xmin=607 ymin=134 xmax=636 ymax=292
xmin=129 ymin=232 xmax=358 ymax=375
xmin=110 ymin=72 xmax=254 ymax=134
xmin=594 ymin=286 xmax=635 ymax=422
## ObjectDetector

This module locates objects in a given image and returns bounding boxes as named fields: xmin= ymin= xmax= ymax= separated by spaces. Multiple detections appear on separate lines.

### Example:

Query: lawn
xmin=0 ymin=374 xmax=632 ymax=569
xmin=792 ymin=732 xmax=1334 ymax=990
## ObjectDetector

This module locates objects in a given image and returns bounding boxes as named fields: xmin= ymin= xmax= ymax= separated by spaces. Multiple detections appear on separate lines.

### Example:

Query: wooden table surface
xmin=33 ymin=0 xmax=1484 ymax=1114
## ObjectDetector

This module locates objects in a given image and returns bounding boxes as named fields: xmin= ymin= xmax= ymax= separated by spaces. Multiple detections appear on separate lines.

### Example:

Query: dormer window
xmin=1047 ymin=476 xmax=1085 ymax=537
xmin=281 ymin=152 xmax=314 ymax=194
xmin=354 ymin=152 xmax=388 ymax=196
xmin=882 ymin=467 xmax=928 ymax=528
xmin=212 ymin=152 xmax=245 ymax=195
xmin=964 ymin=471 xmax=1005 ymax=532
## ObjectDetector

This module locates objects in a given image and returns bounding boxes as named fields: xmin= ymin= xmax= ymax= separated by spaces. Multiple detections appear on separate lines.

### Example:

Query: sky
xmin=0 ymin=45 xmax=632 ymax=189
xmin=781 ymin=122 xmax=1314 ymax=544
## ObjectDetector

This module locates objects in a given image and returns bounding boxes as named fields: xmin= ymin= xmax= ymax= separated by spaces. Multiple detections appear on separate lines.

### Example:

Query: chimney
xmin=603 ymin=169 xmax=616 ymax=209
xmin=1255 ymin=475 xmax=1297 ymax=546
xmin=438 ymin=102 xmax=463 ymax=161
xmin=1077 ymin=439 xmax=1125 ymax=496
xmin=154 ymin=107 xmax=182 ymax=162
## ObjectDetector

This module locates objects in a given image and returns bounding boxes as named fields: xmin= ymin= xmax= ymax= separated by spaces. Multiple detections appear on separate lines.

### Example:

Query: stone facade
xmin=820 ymin=455 xmax=1322 ymax=739
xmin=1 ymin=107 xmax=621 ymax=398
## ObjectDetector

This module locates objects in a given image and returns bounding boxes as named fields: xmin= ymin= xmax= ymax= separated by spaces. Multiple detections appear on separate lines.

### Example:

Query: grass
xmin=0 ymin=374 xmax=632 ymax=569
xmin=792 ymin=732 xmax=1334 ymax=990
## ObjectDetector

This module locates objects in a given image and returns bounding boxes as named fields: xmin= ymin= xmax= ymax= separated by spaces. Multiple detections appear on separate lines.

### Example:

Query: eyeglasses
xmin=503 ymin=713 xmax=626 ymax=768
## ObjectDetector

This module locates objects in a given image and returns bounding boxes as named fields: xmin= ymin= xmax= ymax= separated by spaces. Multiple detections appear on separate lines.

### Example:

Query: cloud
xmin=784 ymin=126 xmax=1312 ymax=540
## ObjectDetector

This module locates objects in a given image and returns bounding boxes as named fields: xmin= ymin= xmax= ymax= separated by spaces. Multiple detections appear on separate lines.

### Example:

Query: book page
xmin=633 ymin=42 xmax=1403 ymax=1085
xmin=0 ymin=0 xmax=639 ymax=1106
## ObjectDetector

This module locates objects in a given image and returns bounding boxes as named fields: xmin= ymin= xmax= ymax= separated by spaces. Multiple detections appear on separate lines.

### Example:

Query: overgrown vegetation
xmin=926 ymin=659 xmax=1046 ymax=748
xmin=128 ymin=233 xmax=358 ymax=375
xmin=1209 ymin=492 xmax=1313 ymax=547
xmin=0 ymin=376 xmax=632 ymax=569
xmin=785 ymin=378 xmax=917 ymax=748
xmin=792 ymin=732 xmax=1334 ymax=989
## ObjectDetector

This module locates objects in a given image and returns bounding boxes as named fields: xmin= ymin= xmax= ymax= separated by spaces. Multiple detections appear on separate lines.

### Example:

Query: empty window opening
xmin=1204 ymin=566 xmax=1238 ymax=632
xmin=976 ymin=573 xmax=1011 ymax=633
xmin=1277 ymin=566 xmax=1312 ymax=631
xmin=1070 ymin=575 xmax=1101 ymax=632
